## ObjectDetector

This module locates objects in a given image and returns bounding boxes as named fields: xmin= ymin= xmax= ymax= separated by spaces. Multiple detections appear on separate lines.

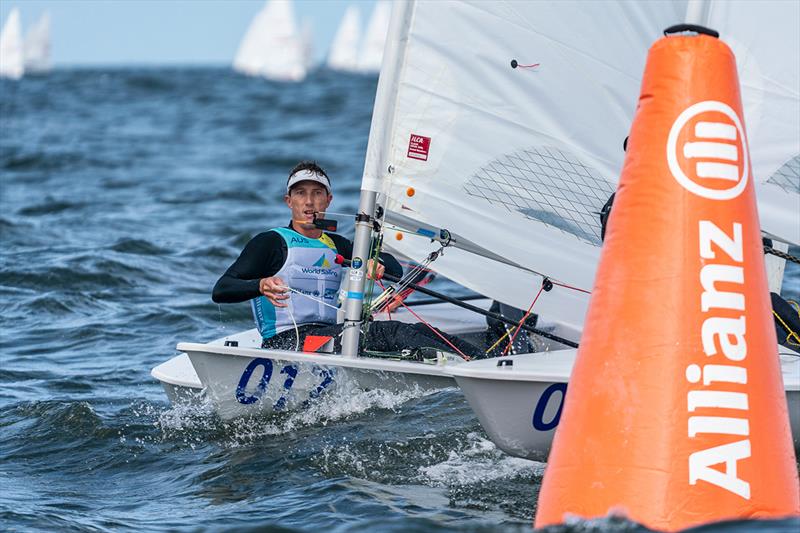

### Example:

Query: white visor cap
xmin=286 ymin=169 xmax=331 ymax=194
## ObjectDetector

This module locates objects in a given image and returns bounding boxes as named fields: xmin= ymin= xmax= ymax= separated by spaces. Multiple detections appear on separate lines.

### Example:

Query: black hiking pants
xmin=261 ymin=320 xmax=483 ymax=359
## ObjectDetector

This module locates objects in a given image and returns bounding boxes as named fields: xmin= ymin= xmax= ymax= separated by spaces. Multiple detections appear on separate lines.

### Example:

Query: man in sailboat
xmin=212 ymin=161 xmax=483 ymax=358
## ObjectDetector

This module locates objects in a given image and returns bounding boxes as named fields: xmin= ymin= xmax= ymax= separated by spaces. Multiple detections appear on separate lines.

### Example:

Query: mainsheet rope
xmin=502 ymin=280 xmax=547 ymax=356
xmin=765 ymin=245 xmax=800 ymax=265
xmin=773 ymin=299 xmax=800 ymax=347
xmin=376 ymin=279 xmax=470 ymax=360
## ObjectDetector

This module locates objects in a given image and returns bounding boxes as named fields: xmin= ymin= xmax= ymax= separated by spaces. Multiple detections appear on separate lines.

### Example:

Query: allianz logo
xmin=667 ymin=100 xmax=748 ymax=201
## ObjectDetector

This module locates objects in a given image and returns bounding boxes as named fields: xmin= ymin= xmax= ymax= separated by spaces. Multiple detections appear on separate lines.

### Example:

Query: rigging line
xmin=368 ymin=247 xmax=441 ymax=311
xmin=368 ymin=250 xmax=442 ymax=314
xmin=370 ymin=261 xmax=431 ymax=310
xmin=503 ymin=282 xmax=546 ymax=356
xmin=281 ymin=286 xmax=340 ymax=311
xmin=361 ymin=228 xmax=389 ymax=344
xmin=551 ymin=280 xmax=592 ymax=295
xmin=485 ymin=326 xmax=514 ymax=355
xmin=377 ymin=280 xmax=470 ymax=361
xmin=380 ymin=271 xmax=580 ymax=348
xmin=287 ymin=304 xmax=300 ymax=352
xmin=773 ymin=309 xmax=800 ymax=346
xmin=764 ymin=246 xmax=800 ymax=265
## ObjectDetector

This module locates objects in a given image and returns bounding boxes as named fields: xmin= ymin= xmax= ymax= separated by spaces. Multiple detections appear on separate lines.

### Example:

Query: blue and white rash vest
xmin=251 ymin=227 xmax=341 ymax=339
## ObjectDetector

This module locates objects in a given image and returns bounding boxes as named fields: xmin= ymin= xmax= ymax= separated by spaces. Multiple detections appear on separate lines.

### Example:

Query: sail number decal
xmin=236 ymin=358 xmax=334 ymax=408
xmin=532 ymin=383 xmax=567 ymax=431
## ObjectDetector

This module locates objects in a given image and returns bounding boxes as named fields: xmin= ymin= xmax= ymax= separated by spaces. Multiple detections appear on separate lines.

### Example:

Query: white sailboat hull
xmin=181 ymin=342 xmax=457 ymax=420
xmin=152 ymin=301 xmax=492 ymax=418
xmin=446 ymin=349 xmax=800 ymax=460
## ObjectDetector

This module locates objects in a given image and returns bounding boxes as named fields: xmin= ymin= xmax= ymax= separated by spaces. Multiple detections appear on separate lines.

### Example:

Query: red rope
xmin=503 ymin=284 xmax=546 ymax=356
xmin=377 ymin=281 xmax=470 ymax=360
xmin=551 ymin=281 xmax=591 ymax=294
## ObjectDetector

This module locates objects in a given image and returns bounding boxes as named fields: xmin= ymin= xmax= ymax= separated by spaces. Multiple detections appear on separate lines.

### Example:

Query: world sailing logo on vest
xmin=666 ymin=100 xmax=748 ymax=201
xmin=312 ymin=254 xmax=331 ymax=268
xmin=301 ymin=253 xmax=338 ymax=276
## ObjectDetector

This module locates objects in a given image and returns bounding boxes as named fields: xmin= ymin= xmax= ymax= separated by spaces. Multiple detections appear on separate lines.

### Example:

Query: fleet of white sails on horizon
xmin=234 ymin=0 xmax=390 ymax=82
xmin=0 ymin=8 xmax=50 ymax=79
xmin=0 ymin=0 xmax=387 ymax=82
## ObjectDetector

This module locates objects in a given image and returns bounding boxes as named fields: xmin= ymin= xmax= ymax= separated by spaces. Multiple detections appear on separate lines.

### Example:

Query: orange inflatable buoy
xmin=534 ymin=29 xmax=799 ymax=531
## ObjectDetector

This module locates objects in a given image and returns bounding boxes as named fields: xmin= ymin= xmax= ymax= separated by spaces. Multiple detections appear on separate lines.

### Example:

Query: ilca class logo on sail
xmin=667 ymin=100 xmax=748 ymax=200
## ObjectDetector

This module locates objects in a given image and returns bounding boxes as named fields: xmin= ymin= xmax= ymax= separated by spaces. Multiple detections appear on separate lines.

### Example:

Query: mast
xmin=341 ymin=0 xmax=415 ymax=357
xmin=684 ymin=0 xmax=710 ymax=25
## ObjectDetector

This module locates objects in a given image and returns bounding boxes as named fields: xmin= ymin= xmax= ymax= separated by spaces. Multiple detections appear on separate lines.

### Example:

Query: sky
xmin=0 ymin=0 xmax=378 ymax=66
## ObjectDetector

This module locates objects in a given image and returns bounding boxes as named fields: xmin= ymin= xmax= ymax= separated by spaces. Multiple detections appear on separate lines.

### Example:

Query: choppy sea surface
xmin=1 ymin=69 xmax=798 ymax=532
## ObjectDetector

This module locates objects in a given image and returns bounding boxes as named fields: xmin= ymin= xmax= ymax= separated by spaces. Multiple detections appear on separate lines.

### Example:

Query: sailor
xmin=212 ymin=161 xmax=483 ymax=358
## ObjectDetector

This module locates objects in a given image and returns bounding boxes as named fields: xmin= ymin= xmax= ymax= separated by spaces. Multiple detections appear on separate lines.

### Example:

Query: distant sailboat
xmin=327 ymin=5 xmax=361 ymax=72
xmin=300 ymin=18 xmax=314 ymax=71
xmin=233 ymin=0 xmax=307 ymax=82
xmin=23 ymin=11 xmax=49 ymax=74
xmin=0 ymin=7 xmax=24 ymax=80
xmin=357 ymin=1 xmax=390 ymax=73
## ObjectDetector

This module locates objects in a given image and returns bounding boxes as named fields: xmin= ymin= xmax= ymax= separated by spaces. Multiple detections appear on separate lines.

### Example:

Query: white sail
xmin=357 ymin=1 xmax=391 ymax=73
xmin=23 ymin=11 xmax=50 ymax=73
xmin=233 ymin=0 xmax=306 ymax=82
xmin=363 ymin=1 xmax=689 ymax=329
xmin=362 ymin=0 xmax=800 ymax=330
xmin=300 ymin=18 xmax=314 ymax=71
xmin=327 ymin=5 xmax=361 ymax=72
xmin=0 ymin=7 xmax=24 ymax=80
xmin=694 ymin=0 xmax=800 ymax=245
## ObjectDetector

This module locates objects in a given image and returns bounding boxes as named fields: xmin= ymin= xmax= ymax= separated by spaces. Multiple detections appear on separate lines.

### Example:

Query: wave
xmin=2 ymin=149 xmax=123 ymax=173
xmin=17 ymin=199 xmax=88 ymax=216
xmin=124 ymin=73 xmax=177 ymax=93
xmin=109 ymin=238 xmax=169 ymax=256
xmin=2 ymin=267 xmax=134 ymax=292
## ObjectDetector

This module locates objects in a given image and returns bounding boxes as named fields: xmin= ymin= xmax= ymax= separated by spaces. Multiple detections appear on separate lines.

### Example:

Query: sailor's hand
xmin=259 ymin=276 xmax=289 ymax=307
xmin=367 ymin=259 xmax=384 ymax=280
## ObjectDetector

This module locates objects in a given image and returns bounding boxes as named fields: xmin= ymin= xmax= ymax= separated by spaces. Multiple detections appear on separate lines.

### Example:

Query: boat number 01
xmin=235 ymin=358 xmax=334 ymax=409
xmin=532 ymin=383 xmax=567 ymax=431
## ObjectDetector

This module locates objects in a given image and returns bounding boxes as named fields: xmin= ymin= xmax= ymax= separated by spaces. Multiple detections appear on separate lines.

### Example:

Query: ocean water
xmin=1 ymin=68 xmax=798 ymax=532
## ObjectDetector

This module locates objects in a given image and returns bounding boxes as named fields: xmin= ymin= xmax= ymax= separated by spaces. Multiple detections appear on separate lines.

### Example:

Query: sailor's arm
xmin=211 ymin=232 xmax=286 ymax=304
